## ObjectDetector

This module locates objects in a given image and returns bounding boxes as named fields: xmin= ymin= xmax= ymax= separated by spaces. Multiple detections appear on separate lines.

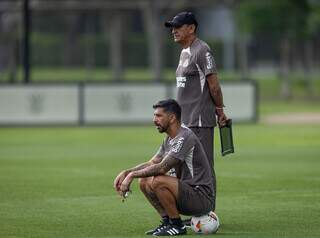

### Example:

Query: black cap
xmin=164 ymin=11 xmax=198 ymax=28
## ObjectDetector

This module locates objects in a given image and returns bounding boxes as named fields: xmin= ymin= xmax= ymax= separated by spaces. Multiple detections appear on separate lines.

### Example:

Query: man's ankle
xmin=169 ymin=217 xmax=183 ymax=227
xmin=161 ymin=215 xmax=169 ymax=224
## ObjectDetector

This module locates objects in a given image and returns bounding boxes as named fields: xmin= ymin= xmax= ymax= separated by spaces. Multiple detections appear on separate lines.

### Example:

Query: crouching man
xmin=113 ymin=99 xmax=215 ymax=236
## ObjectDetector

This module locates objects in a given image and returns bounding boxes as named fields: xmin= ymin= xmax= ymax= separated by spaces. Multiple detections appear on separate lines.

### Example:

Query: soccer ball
xmin=191 ymin=211 xmax=220 ymax=234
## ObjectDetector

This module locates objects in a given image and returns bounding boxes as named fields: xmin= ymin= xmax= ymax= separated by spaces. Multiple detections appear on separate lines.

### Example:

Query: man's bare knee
xmin=151 ymin=176 xmax=167 ymax=191
xmin=139 ymin=177 xmax=152 ymax=191
xmin=151 ymin=175 xmax=179 ymax=198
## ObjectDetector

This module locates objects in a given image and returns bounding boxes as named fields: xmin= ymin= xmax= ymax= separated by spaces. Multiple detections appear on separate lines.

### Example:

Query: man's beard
xmin=155 ymin=123 xmax=168 ymax=133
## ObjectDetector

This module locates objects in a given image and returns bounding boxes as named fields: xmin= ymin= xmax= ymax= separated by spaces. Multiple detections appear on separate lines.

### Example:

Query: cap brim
xmin=164 ymin=21 xmax=183 ymax=28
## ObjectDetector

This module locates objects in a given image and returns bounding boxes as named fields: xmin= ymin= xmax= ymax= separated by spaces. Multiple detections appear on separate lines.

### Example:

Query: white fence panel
xmin=0 ymin=85 xmax=78 ymax=124
xmin=0 ymin=82 xmax=256 ymax=125
xmin=84 ymin=84 xmax=167 ymax=123
xmin=171 ymin=82 xmax=257 ymax=122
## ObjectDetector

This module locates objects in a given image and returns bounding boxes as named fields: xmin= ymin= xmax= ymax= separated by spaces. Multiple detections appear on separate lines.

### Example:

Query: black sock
xmin=170 ymin=218 xmax=183 ymax=227
xmin=162 ymin=215 xmax=169 ymax=224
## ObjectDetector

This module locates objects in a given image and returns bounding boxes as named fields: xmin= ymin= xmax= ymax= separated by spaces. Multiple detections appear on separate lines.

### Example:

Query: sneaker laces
xmin=156 ymin=220 xmax=168 ymax=231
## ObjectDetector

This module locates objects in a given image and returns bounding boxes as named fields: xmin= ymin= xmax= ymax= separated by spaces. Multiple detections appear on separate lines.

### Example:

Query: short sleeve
xmin=155 ymin=142 xmax=165 ymax=158
xmin=197 ymin=47 xmax=217 ymax=76
xmin=168 ymin=135 xmax=194 ymax=161
xmin=156 ymin=145 xmax=164 ymax=157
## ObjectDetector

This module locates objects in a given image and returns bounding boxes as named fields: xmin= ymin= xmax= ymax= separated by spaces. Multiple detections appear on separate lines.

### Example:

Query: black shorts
xmin=189 ymin=127 xmax=214 ymax=168
xmin=189 ymin=127 xmax=216 ymax=206
xmin=176 ymin=180 xmax=214 ymax=216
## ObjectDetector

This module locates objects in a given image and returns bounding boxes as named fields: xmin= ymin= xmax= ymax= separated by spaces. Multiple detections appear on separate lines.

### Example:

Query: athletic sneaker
xmin=152 ymin=224 xmax=187 ymax=236
xmin=181 ymin=218 xmax=191 ymax=227
xmin=145 ymin=220 xmax=169 ymax=235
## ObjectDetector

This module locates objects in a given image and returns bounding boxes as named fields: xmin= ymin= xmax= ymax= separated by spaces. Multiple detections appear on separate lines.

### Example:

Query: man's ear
xmin=189 ymin=24 xmax=196 ymax=34
xmin=169 ymin=113 xmax=176 ymax=123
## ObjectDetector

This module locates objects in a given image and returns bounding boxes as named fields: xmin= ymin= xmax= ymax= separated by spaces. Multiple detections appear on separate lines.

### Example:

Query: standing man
xmin=114 ymin=99 xmax=215 ymax=236
xmin=164 ymin=12 xmax=228 ymax=213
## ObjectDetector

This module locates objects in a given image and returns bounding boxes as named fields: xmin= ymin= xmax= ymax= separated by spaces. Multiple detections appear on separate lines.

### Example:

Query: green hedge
xmin=30 ymin=32 xmax=223 ymax=68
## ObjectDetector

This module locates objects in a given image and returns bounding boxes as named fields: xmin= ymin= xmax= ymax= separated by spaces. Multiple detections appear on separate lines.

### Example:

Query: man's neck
xmin=166 ymin=123 xmax=181 ymax=139
xmin=181 ymin=35 xmax=197 ymax=49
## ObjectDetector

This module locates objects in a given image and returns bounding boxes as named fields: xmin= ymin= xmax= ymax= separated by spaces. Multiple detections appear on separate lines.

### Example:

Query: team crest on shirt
xmin=171 ymin=137 xmax=184 ymax=153
xmin=182 ymin=58 xmax=189 ymax=67
xmin=206 ymin=52 xmax=213 ymax=69
xmin=179 ymin=58 xmax=189 ymax=68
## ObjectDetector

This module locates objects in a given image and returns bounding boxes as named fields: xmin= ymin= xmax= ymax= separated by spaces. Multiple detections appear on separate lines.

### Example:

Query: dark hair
xmin=153 ymin=99 xmax=181 ymax=122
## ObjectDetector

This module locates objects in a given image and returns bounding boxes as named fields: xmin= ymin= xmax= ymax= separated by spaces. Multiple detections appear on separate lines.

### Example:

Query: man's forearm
xmin=210 ymin=86 xmax=224 ymax=108
xmin=207 ymin=74 xmax=225 ymax=108
xmin=130 ymin=164 xmax=165 ymax=178
xmin=126 ymin=161 xmax=152 ymax=173
xmin=130 ymin=155 xmax=178 ymax=178
xmin=125 ymin=154 xmax=163 ymax=173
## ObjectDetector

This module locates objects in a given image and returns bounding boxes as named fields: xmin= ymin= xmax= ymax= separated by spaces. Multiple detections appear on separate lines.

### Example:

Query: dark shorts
xmin=176 ymin=180 xmax=215 ymax=216
xmin=188 ymin=127 xmax=216 ymax=207
xmin=189 ymin=127 xmax=214 ymax=168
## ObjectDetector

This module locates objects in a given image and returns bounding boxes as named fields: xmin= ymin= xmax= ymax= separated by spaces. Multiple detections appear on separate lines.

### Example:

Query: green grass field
xmin=1 ymin=122 xmax=320 ymax=237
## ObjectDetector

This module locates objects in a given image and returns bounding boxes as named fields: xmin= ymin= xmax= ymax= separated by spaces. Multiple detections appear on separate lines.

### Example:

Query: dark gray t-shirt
xmin=176 ymin=38 xmax=217 ymax=127
xmin=156 ymin=126 xmax=214 ymax=195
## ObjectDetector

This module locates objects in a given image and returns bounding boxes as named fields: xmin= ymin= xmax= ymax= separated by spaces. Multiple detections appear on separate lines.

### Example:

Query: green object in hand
xmin=219 ymin=119 xmax=234 ymax=156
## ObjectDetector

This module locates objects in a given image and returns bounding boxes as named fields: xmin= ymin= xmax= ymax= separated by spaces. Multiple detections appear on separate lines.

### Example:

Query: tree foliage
xmin=308 ymin=4 xmax=320 ymax=36
xmin=236 ymin=0 xmax=310 ymax=39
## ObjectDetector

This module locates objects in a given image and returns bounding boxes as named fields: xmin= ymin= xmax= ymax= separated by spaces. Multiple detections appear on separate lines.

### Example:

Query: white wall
xmin=0 ymin=85 xmax=79 ymax=124
xmin=0 ymin=82 xmax=256 ymax=125
xmin=84 ymin=84 xmax=167 ymax=123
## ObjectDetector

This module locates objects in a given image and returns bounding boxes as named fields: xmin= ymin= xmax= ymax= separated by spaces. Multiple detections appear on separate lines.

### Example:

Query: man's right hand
xmin=113 ymin=170 xmax=128 ymax=191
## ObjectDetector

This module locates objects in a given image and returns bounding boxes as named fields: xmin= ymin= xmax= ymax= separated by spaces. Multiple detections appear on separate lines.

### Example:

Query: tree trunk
xmin=223 ymin=39 xmax=235 ymax=71
xmin=109 ymin=11 xmax=123 ymax=81
xmin=84 ymin=15 xmax=95 ymax=81
xmin=64 ymin=15 xmax=79 ymax=66
xmin=8 ymin=39 xmax=18 ymax=83
xmin=237 ymin=32 xmax=249 ymax=80
xmin=304 ymin=39 xmax=313 ymax=98
xmin=279 ymin=37 xmax=291 ymax=100
xmin=143 ymin=0 xmax=163 ymax=82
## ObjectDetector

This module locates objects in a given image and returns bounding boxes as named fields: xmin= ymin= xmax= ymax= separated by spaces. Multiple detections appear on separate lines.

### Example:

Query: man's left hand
xmin=216 ymin=109 xmax=228 ymax=127
xmin=119 ymin=172 xmax=134 ymax=197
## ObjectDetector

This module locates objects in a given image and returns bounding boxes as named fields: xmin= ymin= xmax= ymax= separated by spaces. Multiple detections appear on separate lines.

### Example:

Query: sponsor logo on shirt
xmin=171 ymin=137 xmax=185 ymax=153
xmin=206 ymin=52 xmax=213 ymax=69
xmin=176 ymin=77 xmax=186 ymax=88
